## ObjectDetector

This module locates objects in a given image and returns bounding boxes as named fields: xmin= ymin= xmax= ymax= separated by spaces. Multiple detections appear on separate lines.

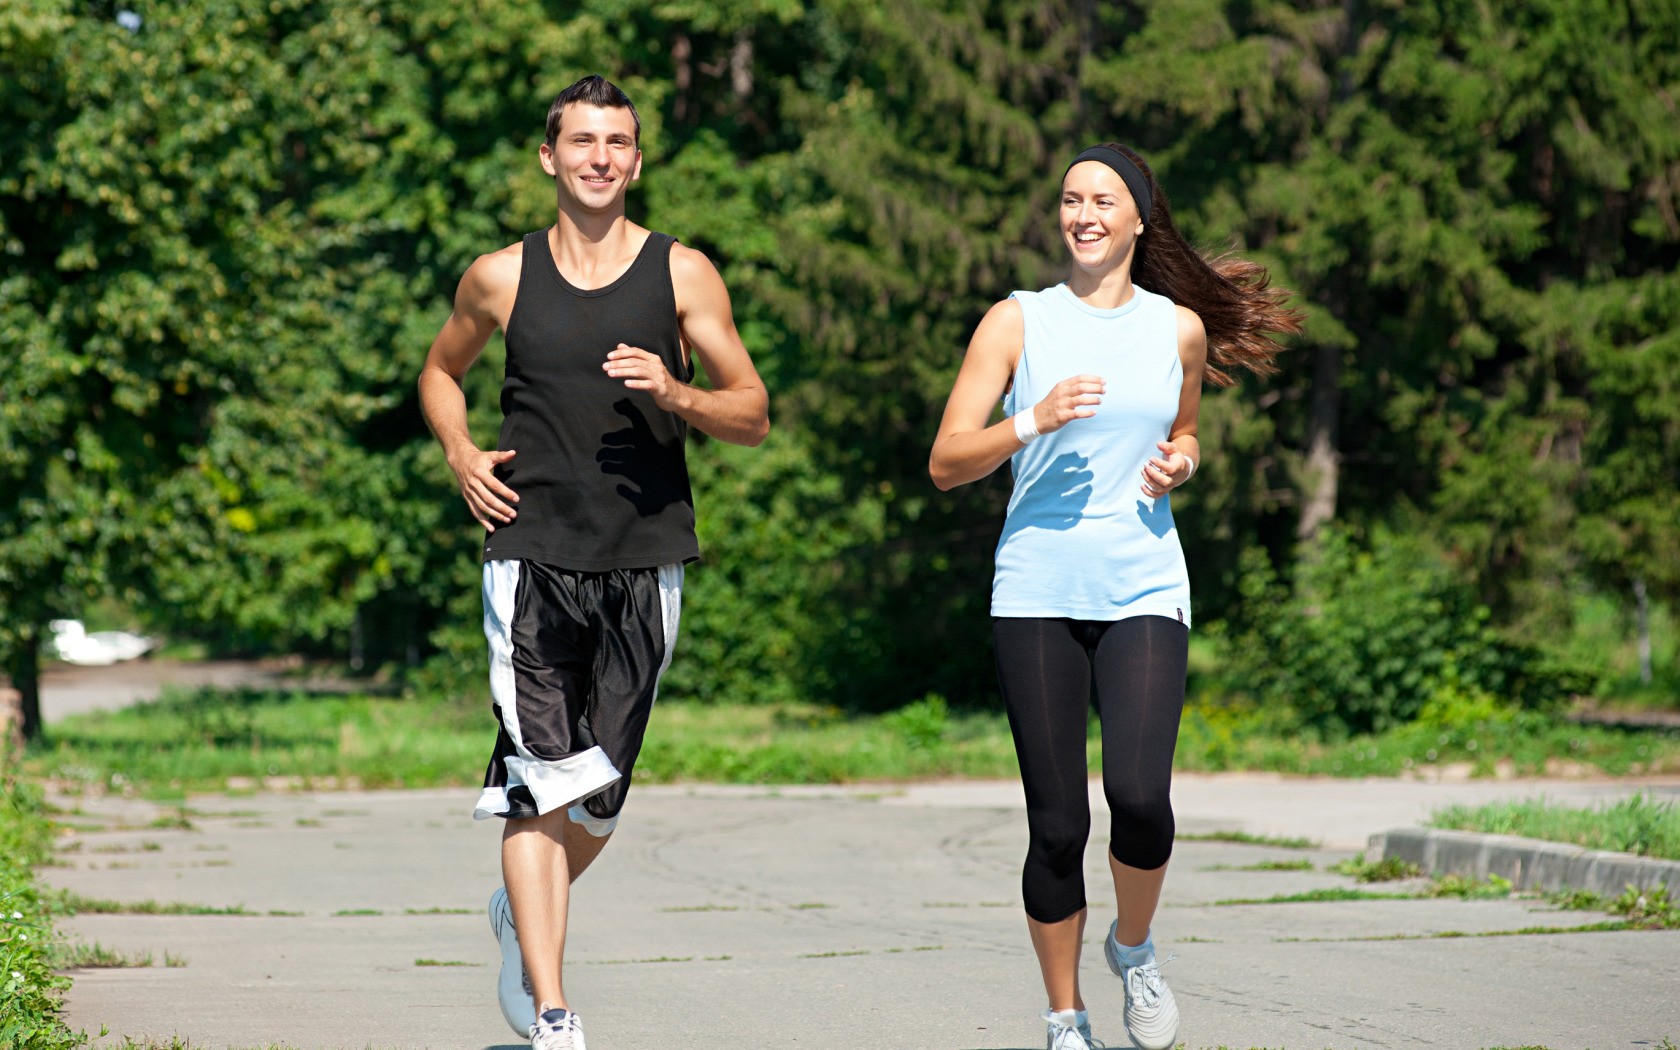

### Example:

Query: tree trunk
xmin=730 ymin=30 xmax=753 ymax=100
xmin=1634 ymin=575 xmax=1652 ymax=685
xmin=1297 ymin=343 xmax=1341 ymax=540
xmin=672 ymin=34 xmax=692 ymax=122
xmin=12 ymin=630 xmax=42 ymax=742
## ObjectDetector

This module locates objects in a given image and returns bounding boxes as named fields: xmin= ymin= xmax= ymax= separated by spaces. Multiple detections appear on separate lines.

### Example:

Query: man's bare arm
xmin=602 ymin=244 xmax=770 ymax=446
xmin=418 ymin=252 xmax=522 ymax=531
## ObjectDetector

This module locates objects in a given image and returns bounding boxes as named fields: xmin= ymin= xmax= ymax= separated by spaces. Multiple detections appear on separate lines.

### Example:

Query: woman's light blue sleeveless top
xmin=992 ymin=283 xmax=1192 ymax=626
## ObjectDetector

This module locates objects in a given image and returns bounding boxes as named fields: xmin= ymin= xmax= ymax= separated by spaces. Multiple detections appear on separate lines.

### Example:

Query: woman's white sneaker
xmin=488 ymin=886 xmax=537 ymax=1037
xmin=1119 ymin=958 xmax=1179 ymax=1050
xmin=531 ymin=1005 xmax=588 ymax=1050
xmin=1041 ymin=1008 xmax=1095 ymax=1050
xmin=1104 ymin=921 xmax=1178 ymax=1050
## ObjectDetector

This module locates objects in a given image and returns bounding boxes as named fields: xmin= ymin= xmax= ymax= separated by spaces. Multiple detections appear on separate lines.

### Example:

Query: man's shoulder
xmin=666 ymin=239 xmax=721 ymax=285
xmin=467 ymin=238 xmax=528 ymax=289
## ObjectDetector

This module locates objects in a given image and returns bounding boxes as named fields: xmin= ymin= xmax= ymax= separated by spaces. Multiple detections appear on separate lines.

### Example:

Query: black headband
xmin=1065 ymin=145 xmax=1153 ymax=224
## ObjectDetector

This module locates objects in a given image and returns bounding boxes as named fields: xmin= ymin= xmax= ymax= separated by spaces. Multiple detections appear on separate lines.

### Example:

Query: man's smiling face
xmin=541 ymin=103 xmax=641 ymax=213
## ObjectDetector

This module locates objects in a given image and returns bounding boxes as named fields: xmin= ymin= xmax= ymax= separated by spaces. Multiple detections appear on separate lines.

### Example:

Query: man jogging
xmin=417 ymin=75 xmax=769 ymax=1050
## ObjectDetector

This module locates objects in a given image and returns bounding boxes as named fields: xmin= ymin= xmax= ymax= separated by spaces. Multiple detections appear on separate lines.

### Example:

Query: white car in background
xmin=47 ymin=619 xmax=156 ymax=666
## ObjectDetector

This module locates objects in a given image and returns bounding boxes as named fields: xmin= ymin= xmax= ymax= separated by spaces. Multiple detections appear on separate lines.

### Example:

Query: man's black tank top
xmin=483 ymin=229 xmax=699 ymax=571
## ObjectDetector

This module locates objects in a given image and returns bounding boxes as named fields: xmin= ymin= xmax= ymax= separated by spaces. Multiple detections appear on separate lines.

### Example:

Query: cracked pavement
xmin=43 ymin=778 xmax=1680 ymax=1049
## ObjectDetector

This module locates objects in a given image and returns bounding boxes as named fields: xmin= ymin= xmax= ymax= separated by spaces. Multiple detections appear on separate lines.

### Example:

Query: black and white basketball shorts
xmin=472 ymin=559 xmax=682 ymax=836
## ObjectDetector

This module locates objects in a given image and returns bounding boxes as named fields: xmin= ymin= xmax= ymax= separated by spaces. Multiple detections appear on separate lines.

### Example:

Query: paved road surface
xmin=45 ymin=777 xmax=1680 ymax=1049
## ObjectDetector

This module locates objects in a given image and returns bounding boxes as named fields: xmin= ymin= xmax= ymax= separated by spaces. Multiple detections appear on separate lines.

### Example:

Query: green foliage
xmin=1430 ymin=792 xmax=1680 ymax=861
xmin=0 ymin=772 xmax=81 ymax=1050
xmin=881 ymin=693 xmax=950 ymax=751
xmin=1226 ymin=528 xmax=1589 ymax=736
xmin=3 ymin=0 xmax=1679 ymax=733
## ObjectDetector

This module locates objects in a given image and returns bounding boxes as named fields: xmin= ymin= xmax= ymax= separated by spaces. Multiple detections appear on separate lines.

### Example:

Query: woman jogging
xmin=928 ymin=143 xmax=1300 ymax=1050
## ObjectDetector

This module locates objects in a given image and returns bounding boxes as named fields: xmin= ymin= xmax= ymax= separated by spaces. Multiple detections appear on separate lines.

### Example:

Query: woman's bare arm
xmin=928 ymin=300 xmax=1106 ymax=491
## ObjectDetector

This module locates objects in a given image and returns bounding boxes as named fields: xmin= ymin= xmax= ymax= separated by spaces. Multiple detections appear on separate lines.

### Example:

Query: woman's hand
xmin=1032 ymin=374 xmax=1105 ymax=436
xmin=1141 ymin=440 xmax=1192 ymax=498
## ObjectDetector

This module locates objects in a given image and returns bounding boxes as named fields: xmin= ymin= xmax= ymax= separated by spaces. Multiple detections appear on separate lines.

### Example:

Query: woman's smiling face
xmin=1060 ymin=160 xmax=1145 ymax=272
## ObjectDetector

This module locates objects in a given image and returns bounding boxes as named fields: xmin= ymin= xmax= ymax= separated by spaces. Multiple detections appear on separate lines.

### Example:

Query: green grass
xmin=24 ymin=685 xmax=1680 ymax=796
xmin=1210 ymin=887 xmax=1414 ymax=905
xmin=1329 ymin=856 xmax=1424 ymax=882
xmin=413 ymin=958 xmax=481 ymax=967
xmin=1178 ymin=830 xmax=1319 ymax=849
xmin=47 ymin=940 xmax=154 ymax=968
xmin=1544 ymin=884 xmax=1680 ymax=929
xmin=56 ymin=892 xmax=254 ymax=916
xmin=1429 ymin=792 xmax=1680 ymax=860
xmin=1175 ymin=697 xmax=1680 ymax=778
xmin=0 ymin=772 xmax=84 ymax=1049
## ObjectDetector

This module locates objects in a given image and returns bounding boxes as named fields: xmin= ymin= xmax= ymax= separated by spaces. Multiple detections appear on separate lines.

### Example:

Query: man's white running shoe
xmin=531 ymin=1005 xmax=588 ymax=1050
xmin=1104 ymin=920 xmax=1179 ymax=1050
xmin=1041 ymin=1008 xmax=1093 ymax=1050
xmin=489 ymin=886 xmax=536 ymax=1037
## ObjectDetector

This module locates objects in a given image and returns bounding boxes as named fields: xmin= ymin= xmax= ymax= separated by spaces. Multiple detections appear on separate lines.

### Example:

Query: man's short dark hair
xmin=545 ymin=75 xmax=641 ymax=147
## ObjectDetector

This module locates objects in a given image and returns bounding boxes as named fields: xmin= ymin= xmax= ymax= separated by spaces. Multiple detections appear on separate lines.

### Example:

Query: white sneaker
xmin=531 ymin=1004 xmax=587 ymax=1050
xmin=1041 ymin=1008 xmax=1094 ymax=1050
xmin=489 ymin=886 xmax=536 ymax=1037
xmin=1105 ymin=921 xmax=1178 ymax=1050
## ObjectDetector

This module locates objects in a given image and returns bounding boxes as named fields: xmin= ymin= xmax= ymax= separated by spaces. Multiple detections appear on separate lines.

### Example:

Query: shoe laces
xmin=1042 ymin=1011 xmax=1092 ymax=1050
xmin=532 ymin=1006 xmax=584 ymax=1050
xmin=1124 ymin=953 xmax=1177 ymax=1010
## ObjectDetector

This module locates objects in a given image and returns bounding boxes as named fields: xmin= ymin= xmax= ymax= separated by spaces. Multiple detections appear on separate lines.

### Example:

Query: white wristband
xmin=1184 ymin=455 xmax=1196 ymax=480
xmin=1013 ymin=410 xmax=1041 ymax=445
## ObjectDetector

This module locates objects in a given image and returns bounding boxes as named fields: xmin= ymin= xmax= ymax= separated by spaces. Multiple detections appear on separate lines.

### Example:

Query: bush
xmin=1226 ymin=528 xmax=1589 ymax=737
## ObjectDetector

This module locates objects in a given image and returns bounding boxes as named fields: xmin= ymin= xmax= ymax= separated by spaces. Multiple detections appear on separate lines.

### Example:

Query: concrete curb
xmin=1368 ymin=826 xmax=1680 ymax=896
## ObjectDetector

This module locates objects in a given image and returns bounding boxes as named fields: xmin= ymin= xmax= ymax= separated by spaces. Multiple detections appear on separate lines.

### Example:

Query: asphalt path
xmin=44 ymin=777 xmax=1680 ymax=1050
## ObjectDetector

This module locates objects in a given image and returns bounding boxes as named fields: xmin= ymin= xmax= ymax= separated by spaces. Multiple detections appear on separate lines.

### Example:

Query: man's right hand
xmin=450 ymin=448 xmax=520 ymax=531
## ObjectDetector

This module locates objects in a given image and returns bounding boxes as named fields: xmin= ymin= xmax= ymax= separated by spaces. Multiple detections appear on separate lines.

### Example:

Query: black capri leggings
xmin=995 ymin=615 xmax=1189 ymax=924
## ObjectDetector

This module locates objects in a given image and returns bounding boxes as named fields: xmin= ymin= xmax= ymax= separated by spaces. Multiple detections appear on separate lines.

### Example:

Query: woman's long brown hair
xmin=1097 ymin=143 xmax=1303 ymax=386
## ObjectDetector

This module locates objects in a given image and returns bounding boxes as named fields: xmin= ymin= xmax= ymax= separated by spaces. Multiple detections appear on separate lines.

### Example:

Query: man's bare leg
xmin=502 ymin=809 xmax=614 ymax=1010
xmin=1026 ymin=907 xmax=1088 ymax=1012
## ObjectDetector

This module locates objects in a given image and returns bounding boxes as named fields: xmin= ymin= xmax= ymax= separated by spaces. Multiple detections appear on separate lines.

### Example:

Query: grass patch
xmin=414 ymin=958 xmax=481 ymax=967
xmin=1179 ymin=830 xmax=1319 ymax=850
xmin=590 ymin=955 xmax=694 ymax=964
xmin=333 ymin=909 xmax=381 ymax=916
xmin=1175 ymin=695 xmax=1680 ymax=778
xmin=1198 ymin=858 xmax=1316 ymax=872
xmin=799 ymin=949 xmax=869 ymax=958
xmin=1329 ymin=856 xmax=1424 ymax=882
xmin=661 ymin=904 xmax=739 ymax=912
xmin=27 ymin=686 xmax=1680 ymax=793
xmin=48 ymin=940 xmax=153 ymax=968
xmin=57 ymin=892 xmax=253 ymax=916
xmin=1210 ymin=887 xmax=1414 ymax=905
xmin=403 ymin=907 xmax=473 ymax=915
xmin=1542 ymin=884 xmax=1680 ymax=929
xmin=1427 ymin=873 xmax=1516 ymax=900
xmin=1429 ymin=792 xmax=1680 ymax=860
xmin=91 ymin=840 xmax=162 ymax=854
